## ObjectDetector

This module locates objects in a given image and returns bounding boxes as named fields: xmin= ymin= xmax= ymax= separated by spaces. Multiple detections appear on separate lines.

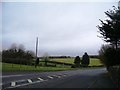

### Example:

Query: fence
xmin=39 ymin=60 xmax=73 ymax=66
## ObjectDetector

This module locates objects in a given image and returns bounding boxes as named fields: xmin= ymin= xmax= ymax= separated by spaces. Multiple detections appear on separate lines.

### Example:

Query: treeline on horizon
xmin=1 ymin=43 xmax=99 ymax=66
xmin=38 ymin=55 xmax=99 ymax=59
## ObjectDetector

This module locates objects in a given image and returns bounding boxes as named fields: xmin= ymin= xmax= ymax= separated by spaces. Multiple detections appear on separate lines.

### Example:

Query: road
xmin=1 ymin=68 xmax=116 ymax=89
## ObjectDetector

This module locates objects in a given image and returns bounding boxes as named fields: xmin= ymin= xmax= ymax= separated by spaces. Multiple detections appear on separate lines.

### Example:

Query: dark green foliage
xmin=2 ymin=44 xmax=35 ymax=65
xmin=35 ymin=58 xmax=39 ymax=68
xmin=99 ymin=45 xmax=110 ymax=65
xmin=71 ymin=65 xmax=76 ymax=68
xmin=98 ymin=6 xmax=120 ymax=67
xmin=74 ymin=56 xmax=81 ymax=67
xmin=81 ymin=52 xmax=90 ymax=66
xmin=98 ymin=7 xmax=120 ymax=49
xmin=99 ymin=45 xmax=120 ymax=67
xmin=105 ymin=48 xmax=120 ymax=66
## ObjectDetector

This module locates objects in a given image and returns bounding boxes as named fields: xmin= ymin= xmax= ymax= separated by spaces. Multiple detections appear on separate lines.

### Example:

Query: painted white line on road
xmin=47 ymin=76 xmax=53 ymax=79
xmin=15 ymin=79 xmax=26 ymax=82
xmin=27 ymin=79 xmax=32 ymax=83
xmin=53 ymin=75 xmax=61 ymax=78
xmin=63 ymin=75 xmax=66 ymax=76
xmin=57 ymin=76 xmax=61 ymax=78
xmin=88 ymin=79 xmax=97 ymax=88
xmin=38 ymin=77 xmax=44 ymax=81
xmin=2 ymin=75 xmax=23 ymax=78
xmin=2 ymin=79 xmax=27 ymax=87
xmin=58 ymin=74 xmax=67 ymax=77
xmin=7 ymin=80 xmax=47 ymax=89
xmin=11 ymin=82 xmax=16 ymax=87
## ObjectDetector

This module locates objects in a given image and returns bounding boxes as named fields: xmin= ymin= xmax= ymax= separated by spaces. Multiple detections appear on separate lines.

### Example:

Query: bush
xmin=2 ymin=58 xmax=33 ymax=65
xmin=105 ymin=48 xmax=120 ymax=66
xmin=99 ymin=45 xmax=111 ymax=66
xmin=99 ymin=45 xmax=120 ymax=67
xmin=81 ymin=52 xmax=90 ymax=67
xmin=71 ymin=64 xmax=76 ymax=68
xmin=2 ymin=44 xmax=35 ymax=65
xmin=74 ymin=56 xmax=81 ymax=67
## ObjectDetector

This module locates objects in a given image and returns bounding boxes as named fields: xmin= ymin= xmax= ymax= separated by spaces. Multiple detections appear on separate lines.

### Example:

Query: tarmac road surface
xmin=1 ymin=68 xmax=116 ymax=89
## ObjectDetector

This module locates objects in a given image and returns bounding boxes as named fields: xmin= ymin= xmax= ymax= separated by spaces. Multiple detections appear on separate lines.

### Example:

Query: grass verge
xmin=2 ymin=62 xmax=74 ymax=72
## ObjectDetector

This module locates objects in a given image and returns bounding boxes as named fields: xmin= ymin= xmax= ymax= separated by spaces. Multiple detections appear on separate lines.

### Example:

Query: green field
xmin=50 ymin=58 xmax=74 ymax=64
xmin=89 ymin=58 xmax=102 ymax=66
xmin=2 ymin=58 xmax=103 ymax=72
xmin=2 ymin=62 xmax=74 ymax=72
xmin=50 ymin=58 xmax=102 ymax=66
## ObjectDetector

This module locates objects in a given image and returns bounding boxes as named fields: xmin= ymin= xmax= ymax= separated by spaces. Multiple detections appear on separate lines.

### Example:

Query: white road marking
xmin=27 ymin=79 xmax=32 ymax=83
xmin=57 ymin=76 xmax=61 ymax=78
xmin=11 ymin=82 xmax=16 ymax=87
xmin=38 ymin=77 xmax=44 ymax=81
xmin=53 ymin=75 xmax=61 ymax=78
xmin=7 ymin=80 xmax=47 ymax=89
xmin=63 ymin=74 xmax=66 ymax=76
xmin=2 ymin=79 xmax=26 ymax=87
xmin=3 ymin=73 xmax=65 ymax=89
xmin=15 ymin=79 xmax=26 ymax=82
xmin=2 ymin=75 xmax=23 ymax=78
xmin=47 ymin=76 xmax=53 ymax=79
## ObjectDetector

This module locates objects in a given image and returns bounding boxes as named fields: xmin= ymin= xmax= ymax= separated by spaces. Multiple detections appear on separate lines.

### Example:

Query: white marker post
xmin=118 ymin=1 xmax=120 ymax=9
xmin=35 ymin=37 xmax=38 ymax=68
xmin=36 ymin=37 xmax=38 ymax=59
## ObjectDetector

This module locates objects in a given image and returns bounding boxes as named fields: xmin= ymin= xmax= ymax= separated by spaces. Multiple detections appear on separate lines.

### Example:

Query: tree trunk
xmin=115 ymin=41 xmax=118 ymax=50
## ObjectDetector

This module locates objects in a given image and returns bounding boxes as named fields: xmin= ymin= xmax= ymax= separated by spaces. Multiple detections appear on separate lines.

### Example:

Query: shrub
xmin=74 ymin=56 xmax=81 ymax=67
xmin=81 ymin=52 xmax=90 ymax=67
xmin=2 ymin=44 xmax=35 ymax=65
xmin=99 ymin=44 xmax=120 ymax=67
xmin=99 ymin=45 xmax=111 ymax=66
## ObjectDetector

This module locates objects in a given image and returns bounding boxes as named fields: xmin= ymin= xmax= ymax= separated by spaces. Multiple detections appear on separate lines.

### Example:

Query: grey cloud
xmin=2 ymin=2 xmax=117 ymax=56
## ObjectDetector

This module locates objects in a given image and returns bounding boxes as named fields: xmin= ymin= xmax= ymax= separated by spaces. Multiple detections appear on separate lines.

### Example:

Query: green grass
xmin=2 ymin=58 xmax=103 ymax=72
xmin=50 ymin=58 xmax=74 ymax=64
xmin=2 ymin=62 xmax=74 ymax=72
xmin=89 ymin=58 xmax=102 ymax=66
xmin=50 ymin=58 xmax=103 ymax=66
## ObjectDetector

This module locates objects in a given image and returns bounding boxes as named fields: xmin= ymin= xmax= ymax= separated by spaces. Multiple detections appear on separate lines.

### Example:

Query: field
xmin=50 ymin=58 xmax=74 ymax=64
xmin=2 ymin=62 xmax=74 ymax=71
xmin=89 ymin=58 xmax=102 ymax=66
xmin=50 ymin=58 xmax=102 ymax=66
xmin=2 ymin=58 xmax=103 ymax=72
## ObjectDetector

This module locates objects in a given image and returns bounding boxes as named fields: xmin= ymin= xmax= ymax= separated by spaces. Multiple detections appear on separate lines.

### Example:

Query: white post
xmin=36 ymin=37 xmax=38 ymax=59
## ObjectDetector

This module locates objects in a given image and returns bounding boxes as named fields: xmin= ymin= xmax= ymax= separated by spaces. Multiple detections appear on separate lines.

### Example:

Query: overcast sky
xmin=2 ymin=0 xmax=119 ymax=56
